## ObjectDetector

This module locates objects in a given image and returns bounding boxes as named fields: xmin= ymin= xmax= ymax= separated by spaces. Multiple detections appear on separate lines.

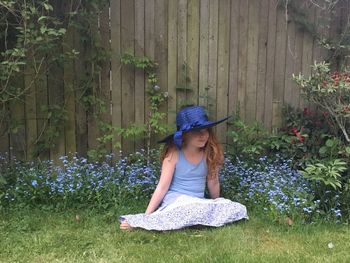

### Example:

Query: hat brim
xmin=157 ymin=116 xmax=231 ymax=144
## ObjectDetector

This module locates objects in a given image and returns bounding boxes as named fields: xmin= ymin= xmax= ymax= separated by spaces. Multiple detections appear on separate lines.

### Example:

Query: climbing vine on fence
xmin=0 ymin=0 xmax=110 ymax=158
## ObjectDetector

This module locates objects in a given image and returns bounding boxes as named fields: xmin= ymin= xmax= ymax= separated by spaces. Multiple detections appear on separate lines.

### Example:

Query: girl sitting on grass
xmin=120 ymin=105 xmax=248 ymax=231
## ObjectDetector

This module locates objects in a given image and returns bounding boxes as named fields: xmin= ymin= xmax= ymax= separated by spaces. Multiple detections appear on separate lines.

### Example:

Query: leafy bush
xmin=227 ymin=104 xmax=350 ymax=166
xmin=290 ymin=62 xmax=350 ymax=222
xmin=226 ymin=118 xmax=270 ymax=160
xmin=293 ymin=62 xmax=350 ymax=143
xmin=301 ymin=158 xmax=350 ymax=221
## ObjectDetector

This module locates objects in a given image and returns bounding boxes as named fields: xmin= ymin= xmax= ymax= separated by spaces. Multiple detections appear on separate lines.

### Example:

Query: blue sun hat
xmin=158 ymin=105 xmax=230 ymax=148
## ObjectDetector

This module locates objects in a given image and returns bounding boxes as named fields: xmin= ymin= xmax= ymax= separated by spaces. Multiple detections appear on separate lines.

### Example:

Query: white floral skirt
xmin=119 ymin=192 xmax=248 ymax=231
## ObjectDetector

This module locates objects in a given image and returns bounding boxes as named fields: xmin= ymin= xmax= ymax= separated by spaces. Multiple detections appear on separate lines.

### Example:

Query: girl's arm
xmin=207 ymin=170 xmax=220 ymax=199
xmin=145 ymin=150 xmax=177 ymax=214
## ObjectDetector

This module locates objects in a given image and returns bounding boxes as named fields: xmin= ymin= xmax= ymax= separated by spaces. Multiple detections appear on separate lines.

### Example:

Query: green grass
xmin=1 ymin=205 xmax=349 ymax=263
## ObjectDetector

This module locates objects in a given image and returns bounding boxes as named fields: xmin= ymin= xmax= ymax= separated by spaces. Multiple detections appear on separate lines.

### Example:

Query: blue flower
xmin=31 ymin=180 xmax=38 ymax=187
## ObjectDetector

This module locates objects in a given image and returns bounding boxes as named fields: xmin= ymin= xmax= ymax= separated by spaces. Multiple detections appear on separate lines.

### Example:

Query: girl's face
xmin=184 ymin=128 xmax=209 ymax=148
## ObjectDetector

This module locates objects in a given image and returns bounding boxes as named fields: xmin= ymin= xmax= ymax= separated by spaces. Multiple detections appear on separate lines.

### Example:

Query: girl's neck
xmin=182 ymin=145 xmax=203 ymax=154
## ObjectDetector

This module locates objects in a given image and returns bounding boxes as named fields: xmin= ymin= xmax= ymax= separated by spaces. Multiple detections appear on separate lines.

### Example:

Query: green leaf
xmin=325 ymin=139 xmax=334 ymax=147
xmin=345 ymin=147 xmax=350 ymax=154
xmin=40 ymin=26 xmax=47 ymax=34
xmin=38 ymin=16 xmax=47 ymax=22
xmin=43 ymin=3 xmax=53 ymax=11
xmin=58 ymin=28 xmax=66 ymax=35
xmin=319 ymin=146 xmax=327 ymax=155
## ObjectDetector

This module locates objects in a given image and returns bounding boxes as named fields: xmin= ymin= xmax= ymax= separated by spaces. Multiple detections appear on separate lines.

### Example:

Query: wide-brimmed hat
xmin=158 ymin=105 xmax=230 ymax=148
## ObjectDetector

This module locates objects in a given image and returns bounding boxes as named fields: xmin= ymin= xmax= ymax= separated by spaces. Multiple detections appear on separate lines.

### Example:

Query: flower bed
xmin=1 ymin=150 xmax=348 ymax=223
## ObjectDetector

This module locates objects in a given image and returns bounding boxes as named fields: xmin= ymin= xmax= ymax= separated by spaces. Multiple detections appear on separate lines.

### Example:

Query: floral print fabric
xmin=119 ymin=193 xmax=248 ymax=231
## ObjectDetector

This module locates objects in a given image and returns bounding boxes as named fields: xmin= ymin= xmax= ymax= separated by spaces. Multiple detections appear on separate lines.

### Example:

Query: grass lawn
xmin=0 ymin=204 xmax=349 ymax=263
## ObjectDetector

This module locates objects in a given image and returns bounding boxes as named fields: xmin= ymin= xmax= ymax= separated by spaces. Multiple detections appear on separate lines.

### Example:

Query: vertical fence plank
xmin=63 ymin=25 xmax=77 ymax=156
xmin=245 ymin=0 xmax=259 ymax=124
xmin=24 ymin=51 xmax=37 ymax=159
xmin=329 ymin=2 xmax=343 ymax=70
xmin=228 ymin=0 xmax=239 ymax=117
xmin=317 ymin=4 xmax=331 ymax=63
xmin=49 ymin=1 xmax=66 ymax=161
xmin=198 ymin=0 xmax=210 ymax=109
xmin=155 ymin=0 xmax=168 ymax=143
xmin=308 ymin=5 xmax=318 ymax=112
xmin=100 ymin=3 xmax=112 ymax=154
xmin=293 ymin=10 xmax=304 ymax=109
xmin=110 ymin=0 xmax=122 ymax=156
xmin=177 ymin=0 xmax=188 ymax=108
xmin=0 ymin=36 xmax=8 ymax=156
xmin=313 ymin=6 xmax=322 ymax=65
xmin=74 ymin=18 xmax=88 ymax=157
xmin=134 ymin=0 xmax=146 ymax=150
xmin=9 ymin=104 xmax=25 ymax=159
xmin=86 ymin=13 xmax=99 ymax=155
xmin=0 ymin=26 xmax=8 ymax=156
xmin=187 ymin=0 xmax=200 ymax=106
xmin=328 ymin=3 xmax=337 ymax=69
xmin=34 ymin=56 xmax=49 ymax=160
xmin=167 ymin=0 xmax=178 ymax=126
xmin=145 ymin=0 xmax=155 ymax=147
xmin=284 ymin=15 xmax=296 ymax=107
xmin=272 ymin=4 xmax=287 ymax=130
xmin=47 ymin=1 xmax=65 ymax=162
xmin=238 ymin=0 xmax=248 ymax=121
xmin=121 ymin=0 xmax=135 ymax=154
xmin=0 ymin=104 xmax=10 ymax=156
xmin=264 ymin=0 xmax=277 ymax=131
xmin=341 ymin=1 xmax=350 ymax=66
xmin=256 ymin=0 xmax=269 ymax=123
xmin=216 ymin=0 xmax=230 ymax=144
xmin=208 ymin=0 xmax=219 ymax=119
xmin=300 ymin=2 xmax=314 ymax=109
xmin=48 ymin=52 xmax=65 ymax=161
xmin=9 ymin=76 xmax=26 ymax=159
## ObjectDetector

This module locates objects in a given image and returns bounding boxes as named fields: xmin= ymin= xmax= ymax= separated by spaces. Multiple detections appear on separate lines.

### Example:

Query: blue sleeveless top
xmin=167 ymin=150 xmax=207 ymax=198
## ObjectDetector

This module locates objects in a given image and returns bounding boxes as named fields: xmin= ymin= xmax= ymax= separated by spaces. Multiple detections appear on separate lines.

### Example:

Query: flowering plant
xmin=1 ymin=150 xmax=348 ymax=222
xmin=220 ymin=156 xmax=321 ymax=222
xmin=275 ymin=105 xmax=350 ymax=166
xmin=293 ymin=62 xmax=350 ymax=143
xmin=220 ymin=155 xmax=350 ymax=223
xmin=0 ymin=150 xmax=160 ymax=210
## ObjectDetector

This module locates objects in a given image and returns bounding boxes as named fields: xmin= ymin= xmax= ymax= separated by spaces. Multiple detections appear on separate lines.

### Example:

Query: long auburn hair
xmin=160 ymin=127 xmax=224 ymax=180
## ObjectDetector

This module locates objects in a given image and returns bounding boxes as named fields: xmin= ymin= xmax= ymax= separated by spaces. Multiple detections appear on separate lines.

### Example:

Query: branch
xmin=323 ymin=101 xmax=350 ymax=143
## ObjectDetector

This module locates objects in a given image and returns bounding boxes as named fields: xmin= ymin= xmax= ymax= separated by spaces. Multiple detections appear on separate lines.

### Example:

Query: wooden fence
xmin=0 ymin=0 xmax=347 ymax=160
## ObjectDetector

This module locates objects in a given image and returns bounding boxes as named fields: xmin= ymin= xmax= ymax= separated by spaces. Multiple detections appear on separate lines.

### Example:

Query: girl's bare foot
xmin=120 ymin=220 xmax=133 ymax=230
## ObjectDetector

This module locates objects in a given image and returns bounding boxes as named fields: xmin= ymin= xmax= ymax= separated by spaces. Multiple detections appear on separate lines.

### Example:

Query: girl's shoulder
xmin=163 ymin=146 xmax=179 ymax=165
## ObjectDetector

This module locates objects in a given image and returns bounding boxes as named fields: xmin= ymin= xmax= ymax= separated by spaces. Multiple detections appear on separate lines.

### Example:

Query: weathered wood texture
xmin=1 ymin=0 xmax=346 ymax=158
